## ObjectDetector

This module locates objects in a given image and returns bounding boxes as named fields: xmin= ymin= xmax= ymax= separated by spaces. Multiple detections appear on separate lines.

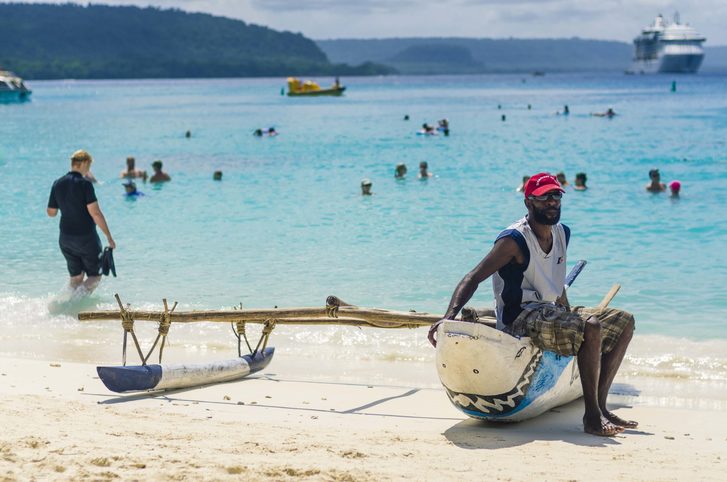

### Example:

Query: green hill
xmin=0 ymin=3 xmax=392 ymax=79
xmin=318 ymin=37 xmax=634 ymax=73
xmin=318 ymin=37 xmax=727 ymax=74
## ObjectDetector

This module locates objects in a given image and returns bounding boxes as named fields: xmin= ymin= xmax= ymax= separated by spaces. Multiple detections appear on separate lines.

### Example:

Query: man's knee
xmin=583 ymin=316 xmax=601 ymax=342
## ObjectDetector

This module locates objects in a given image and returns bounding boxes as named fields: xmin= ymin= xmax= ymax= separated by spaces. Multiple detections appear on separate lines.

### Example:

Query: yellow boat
xmin=287 ymin=77 xmax=345 ymax=97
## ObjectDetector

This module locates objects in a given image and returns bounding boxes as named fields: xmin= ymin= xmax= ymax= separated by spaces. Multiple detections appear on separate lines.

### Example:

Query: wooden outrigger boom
xmin=79 ymin=294 xmax=495 ymax=394
xmin=79 ymin=295 xmax=495 ymax=328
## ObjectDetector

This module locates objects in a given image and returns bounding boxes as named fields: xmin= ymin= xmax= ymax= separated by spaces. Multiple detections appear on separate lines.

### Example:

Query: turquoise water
xmin=1 ymin=74 xmax=726 ymax=402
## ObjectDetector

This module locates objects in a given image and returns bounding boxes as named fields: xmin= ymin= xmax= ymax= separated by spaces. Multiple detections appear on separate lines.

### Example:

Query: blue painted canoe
xmin=97 ymin=347 xmax=274 ymax=393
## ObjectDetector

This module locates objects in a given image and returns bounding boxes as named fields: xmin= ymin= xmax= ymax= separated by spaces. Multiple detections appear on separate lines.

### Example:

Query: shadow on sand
xmin=443 ymin=398 xmax=651 ymax=448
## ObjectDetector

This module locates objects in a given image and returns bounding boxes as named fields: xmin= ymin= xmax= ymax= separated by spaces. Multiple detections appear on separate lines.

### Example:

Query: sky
xmin=9 ymin=1 xmax=727 ymax=44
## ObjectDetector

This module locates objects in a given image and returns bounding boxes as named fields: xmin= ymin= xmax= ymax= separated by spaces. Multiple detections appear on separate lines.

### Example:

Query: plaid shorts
xmin=503 ymin=304 xmax=634 ymax=356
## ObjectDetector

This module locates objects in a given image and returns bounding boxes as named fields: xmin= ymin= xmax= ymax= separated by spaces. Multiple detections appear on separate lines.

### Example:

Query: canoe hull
xmin=97 ymin=347 xmax=274 ymax=393
xmin=436 ymin=321 xmax=582 ymax=422
xmin=287 ymin=86 xmax=345 ymax=97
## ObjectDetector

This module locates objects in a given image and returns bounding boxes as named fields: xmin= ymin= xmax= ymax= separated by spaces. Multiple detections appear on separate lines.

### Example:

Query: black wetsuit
xmin=48 ymin=171 xmax=101 ymax=276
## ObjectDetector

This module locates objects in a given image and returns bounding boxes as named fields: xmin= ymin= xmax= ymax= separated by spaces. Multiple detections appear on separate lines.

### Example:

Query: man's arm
xmin=87 ymin=201 xmax=116 ymax=249
xmin=443 ymin=237 xmax=523 ymax=320
xmin=428 ymin=237 xmax=522 ymax=347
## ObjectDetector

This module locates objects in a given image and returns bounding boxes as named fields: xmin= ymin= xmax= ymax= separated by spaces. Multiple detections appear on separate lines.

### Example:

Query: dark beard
xmin=531 ymin=204 xmax=561 ymax=225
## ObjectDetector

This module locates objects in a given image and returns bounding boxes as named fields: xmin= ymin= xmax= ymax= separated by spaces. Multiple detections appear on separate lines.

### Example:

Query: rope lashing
xmin=115 ymin=293 xmax=145 ymax=366
xmin=252 ymin=318 xmax=277 ymax=356
xmin=325 ymin=296 xmax=340 ymax=318
xmin=143 ymin=298 xmax=178 ymax=364
xmin=231 ymin=320 xmax=253 ymax=357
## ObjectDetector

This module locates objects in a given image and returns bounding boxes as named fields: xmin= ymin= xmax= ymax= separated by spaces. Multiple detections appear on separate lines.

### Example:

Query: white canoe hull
xmin=436 ymin=321 xmax=582 ymax=422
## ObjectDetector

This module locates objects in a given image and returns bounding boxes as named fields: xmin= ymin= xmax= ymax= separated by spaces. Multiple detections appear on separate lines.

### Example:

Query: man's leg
xmin=597 ymin=317 xmax=637 ymax=428
xmin=69 ymin=274 xmax=84 ymax=290
xmin=81 ymin=275 xmax=102 ymax=295
xmin=578 ymin=317 xmax=623 ymax=436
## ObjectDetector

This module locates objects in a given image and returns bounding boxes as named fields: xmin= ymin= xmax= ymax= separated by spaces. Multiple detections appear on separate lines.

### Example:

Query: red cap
xmin=524 ymin=173 xmax=565 ymax=198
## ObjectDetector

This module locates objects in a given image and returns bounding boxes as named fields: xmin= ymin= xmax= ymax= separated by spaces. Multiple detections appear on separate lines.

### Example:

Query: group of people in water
xmin=361 ymin=161 xmax=433 ymax=195
xmin=518 ymin=171 xmax=587 ymax=193
xmin=120 ymin=156 xmax=171 ymax=197
xmin=645 ymin=168 xmax=681 ymax=197
xmin=515 ymin=168 xmax=681 ymax=197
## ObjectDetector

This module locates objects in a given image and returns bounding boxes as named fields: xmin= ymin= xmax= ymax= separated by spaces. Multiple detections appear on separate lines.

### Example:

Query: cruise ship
xmin=631 ymin=13 xmax=706 ymax=74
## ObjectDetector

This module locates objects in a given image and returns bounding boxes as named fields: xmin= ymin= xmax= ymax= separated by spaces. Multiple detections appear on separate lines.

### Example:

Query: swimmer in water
xmin=669 ymin=180 xmax=681 ymax=198
xmin=418 ymin=161 xmax=433 ymax=179
xmin=123 ymin=180 xmax=144 ymax=197
xmin=556 ymin=172 xmax=569 ymax=187
xmin=646 ymin=169 xmax=666 ymax=193
xmin=361 ymin=178 xmax=373 ymax=196
xmin=574 ymin=172 xmax=587 ymax=191
xmin=395 ymin=163 xmax=408 ymax=179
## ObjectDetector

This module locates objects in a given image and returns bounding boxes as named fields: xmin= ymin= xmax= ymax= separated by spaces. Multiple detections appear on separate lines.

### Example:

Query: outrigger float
xmin=79 ymin=268 xmax=621 ymax=423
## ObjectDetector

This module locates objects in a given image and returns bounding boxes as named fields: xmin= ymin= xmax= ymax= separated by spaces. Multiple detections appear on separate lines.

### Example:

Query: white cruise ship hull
xmin=631 ymin=53 xmax=704 ymax=74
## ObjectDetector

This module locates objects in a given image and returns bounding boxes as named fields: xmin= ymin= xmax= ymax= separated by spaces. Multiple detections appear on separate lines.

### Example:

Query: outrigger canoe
xmin=80 ymin=267 xmax=619 ymax=419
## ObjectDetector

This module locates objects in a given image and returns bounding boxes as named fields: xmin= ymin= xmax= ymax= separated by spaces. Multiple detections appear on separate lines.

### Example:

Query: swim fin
xmin=101 ymin=247 xmax=116 ymax=277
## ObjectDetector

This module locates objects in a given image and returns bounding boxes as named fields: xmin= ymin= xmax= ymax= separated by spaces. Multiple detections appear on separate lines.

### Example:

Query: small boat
xmin=0 ymin=70 xmax=32 ymax=102
xmin=435 ymin=320 xmax=581 ymax=422
xmin=287 ymin=77 xmax=345 ymax=97
xmin=97 ymin=348 xmax=274 ymax=393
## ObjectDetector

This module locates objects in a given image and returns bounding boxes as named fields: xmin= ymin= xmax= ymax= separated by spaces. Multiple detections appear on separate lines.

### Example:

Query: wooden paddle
xmin=596 ymin=283 xmax=621 ymax=312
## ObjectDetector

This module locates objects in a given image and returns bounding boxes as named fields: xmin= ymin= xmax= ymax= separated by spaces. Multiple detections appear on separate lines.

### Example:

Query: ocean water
xmin=1 ymin=74 xmax=726 ymax=408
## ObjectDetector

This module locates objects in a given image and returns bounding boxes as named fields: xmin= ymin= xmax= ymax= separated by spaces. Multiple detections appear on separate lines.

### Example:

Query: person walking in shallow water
xmin=47 ymin=150 xmax=116 ymax=295
xmin=429 ymin=173 xmax=637 ymax=437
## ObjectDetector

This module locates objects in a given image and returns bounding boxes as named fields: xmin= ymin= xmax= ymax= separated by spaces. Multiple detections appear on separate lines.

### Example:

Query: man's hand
xmin=107 ymin=237 xmax=116 ymax=250
xmin=427 ymin=319 xmax=446 ymax=347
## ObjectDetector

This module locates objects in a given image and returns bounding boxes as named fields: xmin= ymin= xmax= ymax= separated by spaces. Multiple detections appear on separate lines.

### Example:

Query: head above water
xmin=213 ymin=170 xmax=223 ymax=181
xmin=152 ymin=160 xmax=163 ymax=171
xmin=669 ymin=180 xmax=681 ymax=193
xmin=123 ymin=180 xmax=137 ymax=193
xmin=395 ymin=163 xmax=407 ymax=177
xmin=126 ymin=156 xmax=135 ymax=169
xmin=649 ymin=168 xmax=660 ymax=180
xmin=575 ymin=172 xmax=587 ymax=183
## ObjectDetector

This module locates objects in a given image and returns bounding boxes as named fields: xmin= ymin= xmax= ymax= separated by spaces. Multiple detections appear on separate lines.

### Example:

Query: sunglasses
xmin=529 ymin=192 xmax=563 ymax=202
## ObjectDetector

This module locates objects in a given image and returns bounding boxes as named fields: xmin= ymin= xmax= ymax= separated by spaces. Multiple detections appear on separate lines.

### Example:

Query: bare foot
xmin=583 ymin=415 xmax=624 ymax=437
xmin=603 ymin=411 xmax=638 ymax=428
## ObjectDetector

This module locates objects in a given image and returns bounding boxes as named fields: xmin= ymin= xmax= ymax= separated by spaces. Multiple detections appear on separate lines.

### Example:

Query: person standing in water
xmin=149 ymin=160 xmax=171 ymax=183
xmin=574 ymin=172 xmax=588 ymax=191
xmin=646 ymin=169 xmax=666 ymax=193
xmin=120 ymin=156 xmax=147 ymax=181
xmin=47 ymin=150 xmax=116 ymax=294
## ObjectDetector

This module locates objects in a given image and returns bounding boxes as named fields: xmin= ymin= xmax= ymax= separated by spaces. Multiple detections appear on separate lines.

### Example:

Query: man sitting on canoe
xmin=429 ymin=173 xmax=636 ymax=437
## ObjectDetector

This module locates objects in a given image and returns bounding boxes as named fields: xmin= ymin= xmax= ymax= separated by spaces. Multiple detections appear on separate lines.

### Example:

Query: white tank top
xmin=492 ymin=217 xmax=570 ymax=329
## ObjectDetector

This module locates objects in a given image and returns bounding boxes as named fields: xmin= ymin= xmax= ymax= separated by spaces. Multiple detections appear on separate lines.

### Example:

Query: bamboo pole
xmin=77 ymin=294 xmax=498 ymax=328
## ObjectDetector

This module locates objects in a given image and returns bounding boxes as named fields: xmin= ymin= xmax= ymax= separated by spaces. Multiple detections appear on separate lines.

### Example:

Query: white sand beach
xmin=2 ymin=355 xmax=726 ymax=481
